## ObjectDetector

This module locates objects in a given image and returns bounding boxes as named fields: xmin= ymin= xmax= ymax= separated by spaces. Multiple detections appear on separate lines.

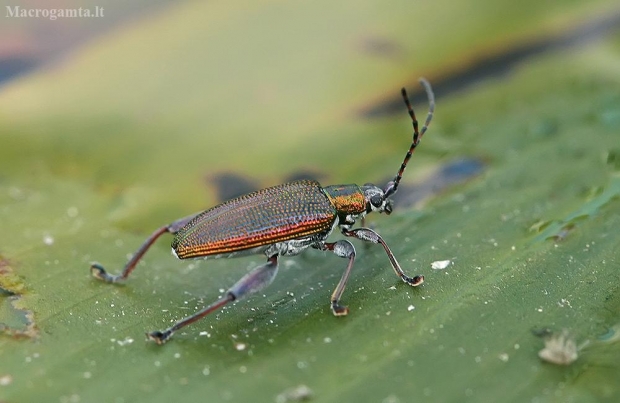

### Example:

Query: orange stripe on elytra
xmin=175 ymin=218 xmax=330 ymax=258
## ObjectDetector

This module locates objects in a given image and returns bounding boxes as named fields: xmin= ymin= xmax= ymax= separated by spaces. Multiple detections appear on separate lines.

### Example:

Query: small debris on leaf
xmin=536 ymin=328 xmax=578 ymax=365
xmin=431 ymin=259 xmax=451 ymax=270
xmin=275 ymin=384 xmax=313 ymax=402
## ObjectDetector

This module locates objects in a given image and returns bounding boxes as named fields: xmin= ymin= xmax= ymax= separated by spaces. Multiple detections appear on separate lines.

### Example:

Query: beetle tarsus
xmin=90 ymin=262 xmax=123 ymax=284
xmin=147 ymin=330 xmax=172 ymax=345
xmin=331 ymin=302 xmax=349 ymax=316
xmin=404 ymin=275 xmax=424 ymax=287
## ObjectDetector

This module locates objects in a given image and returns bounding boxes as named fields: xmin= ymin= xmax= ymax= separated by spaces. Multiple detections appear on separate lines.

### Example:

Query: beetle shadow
xmin=387 ymin=158 xmax=485 ymax=209
xmin=206 ymin=170 xmax=327 ymax=204
xmin=206 ymin=159 xmax=484 ymax=212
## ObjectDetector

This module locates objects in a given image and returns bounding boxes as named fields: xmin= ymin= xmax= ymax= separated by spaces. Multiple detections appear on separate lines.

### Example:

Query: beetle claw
xmin=404 ymin=275 xmax=424 ymax=287
xmin=331 ymin=303 xmax=349 ymax=316
xmin=147 ymin=330 xmax=172 ymax=345
xmin=90 ymin=262 xmax=119 ymax=283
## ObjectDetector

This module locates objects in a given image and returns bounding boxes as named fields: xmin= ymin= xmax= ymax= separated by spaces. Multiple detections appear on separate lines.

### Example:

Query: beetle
xmin=91 ymin=78 xmax=435 ymax=344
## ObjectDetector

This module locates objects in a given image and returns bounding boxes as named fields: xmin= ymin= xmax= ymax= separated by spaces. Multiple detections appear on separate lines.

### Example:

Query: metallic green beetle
xmin=91 ymin=78 xmax=435 ymax=344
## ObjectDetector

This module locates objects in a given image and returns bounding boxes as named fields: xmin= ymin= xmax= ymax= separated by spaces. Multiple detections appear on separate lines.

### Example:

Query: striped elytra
xmin=172 ymin=180 xmax=340 ymax=258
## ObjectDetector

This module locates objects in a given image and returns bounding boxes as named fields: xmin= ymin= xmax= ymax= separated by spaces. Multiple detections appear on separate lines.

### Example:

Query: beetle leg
xmin=342 ymin=228 xmax=424 ymax=287
xmin=316 ymin=240 xmax=356 ymax=316
xmin=90 ymin=213 xmax=201 ymax=283
xmin=359 ymin=217 xmax=373 ymax=250
xmin=147 ymin=255 xmax=279 ymax=345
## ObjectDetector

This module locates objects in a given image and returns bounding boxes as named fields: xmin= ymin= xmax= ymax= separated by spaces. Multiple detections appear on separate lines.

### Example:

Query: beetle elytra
xmin=91 ymin=78 xmax=435 ymax=344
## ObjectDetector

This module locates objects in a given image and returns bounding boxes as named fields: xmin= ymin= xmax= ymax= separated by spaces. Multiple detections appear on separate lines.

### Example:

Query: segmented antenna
xmin=384 ymin=78 xmax=435 ymax=197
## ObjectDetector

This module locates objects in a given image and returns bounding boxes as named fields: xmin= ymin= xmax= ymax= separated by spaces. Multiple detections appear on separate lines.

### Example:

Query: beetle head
xmin=361 ymin=184 xmax=393 ymax=215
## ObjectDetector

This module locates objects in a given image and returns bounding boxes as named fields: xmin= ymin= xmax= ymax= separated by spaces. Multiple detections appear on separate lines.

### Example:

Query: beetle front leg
xmin=147 ymin=255 xmax=279 ymax=344
xmin=90 ymin=213 xmax=201 ymax=284
xmin=343 ymin=228 xmax=424 ymax=287
xmin=315 ymin=240 xmax=356 ymax=316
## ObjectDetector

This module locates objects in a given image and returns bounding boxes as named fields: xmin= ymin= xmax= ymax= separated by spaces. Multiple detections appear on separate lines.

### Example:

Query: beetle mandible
xmin=91 ymin=78 xmax=435 ymax=344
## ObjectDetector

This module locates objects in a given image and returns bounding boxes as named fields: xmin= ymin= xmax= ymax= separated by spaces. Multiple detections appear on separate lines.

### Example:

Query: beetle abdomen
xmin=172 ymin=180 xmax=336 ymax=258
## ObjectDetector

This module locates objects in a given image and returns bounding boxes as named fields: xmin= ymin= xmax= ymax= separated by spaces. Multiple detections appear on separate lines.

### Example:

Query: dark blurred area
xmin=0 ymin=0 xmax=181 ymax=86
xmin=362 ymin=11 xmax=620 ymax=118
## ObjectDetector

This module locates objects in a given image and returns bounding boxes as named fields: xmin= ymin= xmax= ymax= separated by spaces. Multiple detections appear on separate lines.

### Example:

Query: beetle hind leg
xmin=90 ymin=213 xmax=201 ymax=284
xmin=315 ymin=240 xmax=356 ymax=316
xmin=147 ymin=255 xmax=279 ymax=344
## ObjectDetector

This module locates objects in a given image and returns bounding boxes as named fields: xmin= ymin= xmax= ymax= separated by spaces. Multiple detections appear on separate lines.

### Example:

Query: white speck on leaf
xmin=431 ymin=259 xmax=451 ymax=270
xmin=67 ymin=206 xmax=79 ymax=218
xmin=0 ymin=374 xmax=13 ymax=386
xmin=116 ymin=337 xmax=134 ymax=346
xmin=538 ymin=329 xmax=579 ymax=365
xmin=275 ymin=384 xmax=313 ymax=402
xmin=43 ymin=235 xmax=54 ymax=246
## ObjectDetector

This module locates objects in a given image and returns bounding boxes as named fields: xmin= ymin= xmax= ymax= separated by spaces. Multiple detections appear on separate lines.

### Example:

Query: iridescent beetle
xmin=91 ymin=78 xmax=435 ymax=344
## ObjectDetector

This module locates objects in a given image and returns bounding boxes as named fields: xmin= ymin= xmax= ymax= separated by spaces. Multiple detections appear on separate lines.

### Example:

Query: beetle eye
xmin=370 ymin=194 xmax=383 ymax=208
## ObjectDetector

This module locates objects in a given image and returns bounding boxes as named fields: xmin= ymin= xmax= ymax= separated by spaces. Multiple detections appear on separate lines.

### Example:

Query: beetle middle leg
xmin=90 ymin=213 xmax=201 ymax=283
xmin=314 ymin=240 xmax=356 ymax=316
xmin=343 ymin=228 xmax=424 ymax=287
xmin=147 ymin=255 xmax=279 ymax=344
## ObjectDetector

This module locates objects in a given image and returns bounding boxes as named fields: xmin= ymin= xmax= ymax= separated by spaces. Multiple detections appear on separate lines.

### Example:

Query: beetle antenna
xmin=384 ymin=78 xmax=435 ymax=197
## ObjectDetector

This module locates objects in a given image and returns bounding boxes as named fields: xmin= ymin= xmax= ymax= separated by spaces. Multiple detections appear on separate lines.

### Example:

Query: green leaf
xmin=1 ymin=1 xmax=619 ymax=402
